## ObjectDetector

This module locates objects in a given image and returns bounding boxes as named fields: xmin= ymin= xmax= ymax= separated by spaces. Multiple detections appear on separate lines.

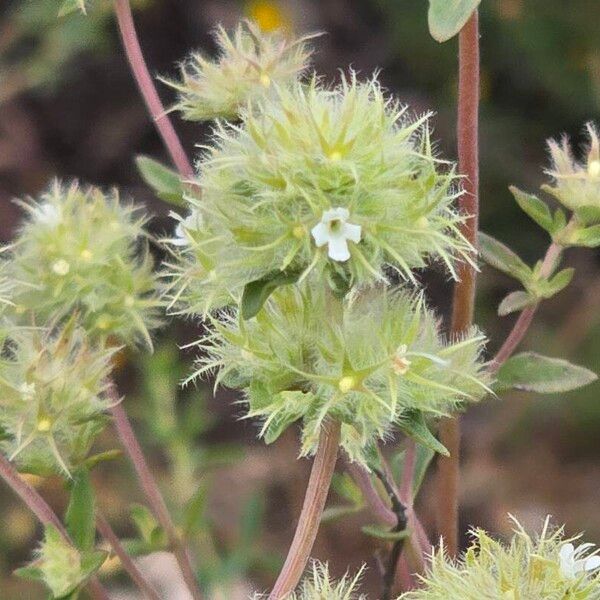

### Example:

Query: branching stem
xmin=268 ymin=420 xmax=341 ymax=600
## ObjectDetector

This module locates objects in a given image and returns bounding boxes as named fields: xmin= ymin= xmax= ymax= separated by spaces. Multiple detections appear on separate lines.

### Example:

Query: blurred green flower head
xmin=175 ymin=75 xmax=473 ymax=315
xmin=194 ymin=285 xmax=489 ymax=463
xmin=4 ymin=180 xmax=162 ymax=347
xmin=0 ymin=324 xmax=114 ymax=476
xmin=544 ymin=122 xmax=600 ymax=212
xmin=167 ymin=20 xmax=315 ymax=121
xmin=400 ymin=517 xmax=600 ymax=600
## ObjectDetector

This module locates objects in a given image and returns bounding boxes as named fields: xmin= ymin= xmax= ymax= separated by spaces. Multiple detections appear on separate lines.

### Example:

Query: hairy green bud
xmin=166 ymin=20 xmax=315 ymax=121
xmin=170 ymin=75 xmax=473 ymax=315
xmin=400 ymin=517 xmax=600 ymax=599
xmin=4 ymin=180 xmax=162 ymax=348
xmin=0 ymin=324 xmax=115 ymax=476
xmin=194 ymin=284 xmax=489 ymax=462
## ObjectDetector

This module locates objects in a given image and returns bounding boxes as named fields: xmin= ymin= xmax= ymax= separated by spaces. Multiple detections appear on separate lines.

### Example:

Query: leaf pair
xmin=428 ymin=0 xmax=482 ymax=43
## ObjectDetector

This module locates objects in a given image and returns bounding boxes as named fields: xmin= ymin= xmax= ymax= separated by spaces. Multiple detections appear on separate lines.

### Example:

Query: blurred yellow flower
xmin=246 ymin=1 xmax=290 ymax=32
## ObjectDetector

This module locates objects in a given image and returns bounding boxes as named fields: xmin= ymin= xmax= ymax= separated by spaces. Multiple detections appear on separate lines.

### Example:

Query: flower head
xmin=193 ymin=284 xmax=489 ymax=463
xmin=3 ymin=180 xmax=162 ymax=348
xmin=0 ymin=324 xmax=115 ymax=476
xmin=177 ymin=75 xmax=473 ymax=315
xmin=400 ymin=517 xmax=600 ymax=600
xmin=543 ymin=122 xmax=600 ymax=211
xmin=166 ymin=20 xmax=315 ymax=121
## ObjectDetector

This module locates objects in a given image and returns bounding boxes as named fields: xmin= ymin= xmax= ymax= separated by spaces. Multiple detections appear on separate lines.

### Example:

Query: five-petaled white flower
xmin=310 ymin=207 xmax=362 ymax=262
xmin=172 ymin=209 xmax=204 ymax=246
xmin=559 ymin=542 xmax=600 ymax=579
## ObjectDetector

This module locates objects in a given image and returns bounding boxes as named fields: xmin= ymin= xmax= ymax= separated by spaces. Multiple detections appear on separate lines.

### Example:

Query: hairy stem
xmin=490 ymin=237 xmax=565 ymax=371
xmin=0 ymin=454 xmax=110 ymax=600
xmin=268 ymin=420 xmax=341 ymax=600
xmin=113 ymin=0 xmax=194 ymax=179
xmin=110 ymin=400 xmax=203 ymax=600
xmin=96 ymin=511 xmax=161 ymax=600
xmin=436 ymin=10 xmax=480 ymax=557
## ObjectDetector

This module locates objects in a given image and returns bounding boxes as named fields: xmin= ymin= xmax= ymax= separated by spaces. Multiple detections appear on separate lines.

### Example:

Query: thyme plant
xmin=0 ymin=1 xmax=599 ymax=599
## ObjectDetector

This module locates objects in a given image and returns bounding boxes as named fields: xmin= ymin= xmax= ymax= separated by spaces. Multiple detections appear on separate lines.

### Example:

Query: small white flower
xmin=310 ymin=207 xmax=362 ymax=262
xmin=559 ymin=542 xmax=600 ymax=579
xmin=34 ymin=203 xmax=61 ymax=226
xmin=52 ymin=259 xmax=70 ymax=276
xmin=172 ymin=210 xmax=204 ymax=247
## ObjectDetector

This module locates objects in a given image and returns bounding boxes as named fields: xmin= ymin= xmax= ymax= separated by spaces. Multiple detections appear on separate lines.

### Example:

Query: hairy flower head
xmin=166 ymin=20 xmax=315 ymax=121
xmin=543 ymin=122 xmax=600 ymax=212
xmin=0 ymin=324 xmax=115 ymax=476
xmin=4 ymin=180 xmax=162 ymax=347
xmin=193 ymin=284 xmax=489 ymax=462
xmin=400 ymin=517 xmax=600 ymax=600
xmin=175 ymin=76 xmax=473 ymax=314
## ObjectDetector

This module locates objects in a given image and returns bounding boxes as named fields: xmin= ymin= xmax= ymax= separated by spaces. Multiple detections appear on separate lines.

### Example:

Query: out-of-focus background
xmin=0 ymin=0 xmax=599 ymax=597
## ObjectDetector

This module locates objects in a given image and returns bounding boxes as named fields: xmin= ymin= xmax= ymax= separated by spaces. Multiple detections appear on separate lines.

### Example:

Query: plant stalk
xmin=436 ymin=9 xmax=480 ymax=557
xmin=113 ymin=0 xmax=194 ymax=179
xmin=97 ymin=511 xmax=162 ymax=600
xmin=268 ymin=420 xmax=341 ymax=600
xmin=0 ymin=454 xmax=110 ymax=600
xmin=110 ymin=401 xmax=203 ymax=600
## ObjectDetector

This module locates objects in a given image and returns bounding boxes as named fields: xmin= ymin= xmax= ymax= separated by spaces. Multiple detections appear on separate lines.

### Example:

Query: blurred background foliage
xmin=0 ymin=0 xmax=599 ymax=597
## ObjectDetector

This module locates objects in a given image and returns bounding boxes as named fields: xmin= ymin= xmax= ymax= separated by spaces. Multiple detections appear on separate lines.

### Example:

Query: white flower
xmin=34 ymin=203 xmax=61 ymax=226
xmin=52 ymin=259 xmax=70 ymax=276
xmin=310 ymin=207 xmax=362 ymax=262
xmin=559 ymin=542 xmax=600 ymax=579
xmin=172 ymin=209 xmax=203 ymax=246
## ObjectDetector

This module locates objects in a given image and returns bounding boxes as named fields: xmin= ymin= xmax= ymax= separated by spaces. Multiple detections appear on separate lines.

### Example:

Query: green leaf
xmin=570 ymin=224 xmax=600 ymax=247
xmin=262 ymin=390 xmax=311 ymax=444
xmin=241 ymin=270 xmax=301 ymax=320
xmin=498 ymin=290 xmax=536 ymax=316
xmin=398 ymin=410 xmax=449 ymax=456
xmin=183 ymin=483 xmax=209 ymax=537
xmin=392 ymin=444 xmax=436 ymax=502
xmin=538 ymin=268 xmax=574 ymax=298
xmin=496 ymin=352 xmax=597 ymax=393
xmin=78 ymin=550 xmax=108 ymax=584
xmin=14 ymin=565 xmax=45 ymax=584
xmin=362 ymin=525 xmax=410 ymax=541
xmin=135 ymin=155 xmax=186 ymax=207
xmin=65 ymin=468 xmax=95 ymax=551
xmin=321 ymin=504 xmax=363 ymax=523
xmin=575 ymin=205 xmax=600 ymax=226
xmin=427 ymin=0 xmax=482 ymax=42
xmin=510 ymin=187 xmax=555 ymax=234
xmin=478 ymin=232 xmax=532 ymax=285
xmin=82 ymin=449 xmax=122 ymax=471
xmin=130 ymin=504 xmax=165 ymax=547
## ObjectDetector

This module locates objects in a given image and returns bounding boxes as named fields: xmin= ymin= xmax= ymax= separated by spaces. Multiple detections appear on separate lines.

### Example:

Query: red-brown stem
xmin=436 ymin=10 xmax=480 ymax=558
xmin=113 ymin=0 xmax=194 ymax=179
xmin=268 ymin=421 xmax=341 ymax=600
xmin=490 ymin=238 xmax=564 ymax=371
xmin=110 ymin=401 xmax=203 ymax=600
xmin=96 ymin=511 xmax=161 ymax=600
xmin=0 ymin=454 xmax=110 ymax=600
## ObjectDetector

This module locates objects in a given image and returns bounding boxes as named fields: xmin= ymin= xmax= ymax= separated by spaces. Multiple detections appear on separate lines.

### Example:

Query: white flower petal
xmin=342 ymin=222 xmax=362 ymax=243
xmin=327 ymin=235 xmax=351 ymax=262
xmin=311 ymin=222 xmax=329 ymax=247
xmin=322 ymin=207 xmax=349 ymax=223
xmin=560 ymin=543 xmax=575 ymax=561
xmin=584 ymin=556 xmax=600 ymax=572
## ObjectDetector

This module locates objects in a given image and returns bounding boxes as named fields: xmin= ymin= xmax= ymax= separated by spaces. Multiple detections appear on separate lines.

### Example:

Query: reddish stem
xmin=268 ymin=421 xmax=341 ymax=600
xmin=110 ymin=401 xmax=203 ymax=600
xmin=96 ymin=511 xmax=161 ymax=600
xmin=113 ymin=0 xmax=194 ymax=179
xmin=0 ymin=454 xmax=110 ymax=600
xmin=436 ymin=10 xmax=480 ymax=558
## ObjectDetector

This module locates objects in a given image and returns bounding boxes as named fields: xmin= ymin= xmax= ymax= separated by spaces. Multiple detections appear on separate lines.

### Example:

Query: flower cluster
xmin=166 ymin=20 xmax=315 ymax=121
xmin=3 ymin=180 xmax=162 ymax=347
xmin=400 ymin=517 xmax=600 ymax=599
xmin=168 ymin=76 xmax=473 ymax=316
xmin=0 ymin=323 xmax=114 ymax=476
xmin=195 ymin=285 xmax=488 ymax=462
xmin=544 ymin=122 xmax=600 ymax=213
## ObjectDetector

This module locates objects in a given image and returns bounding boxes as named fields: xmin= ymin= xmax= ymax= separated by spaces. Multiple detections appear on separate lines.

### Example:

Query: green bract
xmin=4 ymin=180 xmax=162 ymax=347
xmin=166 ymin=20 xmax=315 ymax=121
xmin=0 ymin=324 xmax=114 ymax=476
xmin=194 ymin=285 xmax=489 ymax=463
xmin=169 ymin=76 xmax=473 ymax=315
xmin=544 ymin=123 xmax=600 ymax=212
xmin=400 ymin=518 xmax=600 ymax=600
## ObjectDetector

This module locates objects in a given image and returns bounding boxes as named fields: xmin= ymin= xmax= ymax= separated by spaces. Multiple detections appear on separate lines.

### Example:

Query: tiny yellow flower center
xmin=329 ymin=218 xmax=342 ymax=233
xmin=416 ymin=216 xmax=430 ymax=229
xmin=15 ymin=305 xmax=26 ymax=315
xmin=338 ymin=376 xmax=357 ymax=394
xmin=80 ymin=249 xmax=93 ymax=261
xmin=96 ymin=314 xmax=112 ymax=330
xmin=292 ymin=225 xmax=305 ymax=239
xmin=124 ymin=295 xmax=135 ymax=308
xmin=37 ymin=418 xmax=52 ymax=433
xmin=589 ymin=160 xmax=600 ymax=177
xmin=329 ymin=151 xmax=342 ymax=162
xmin=52 ymin=259 xmax=70 ymax=276
xmin=259 ymin=73 xmax=271 ymax=88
